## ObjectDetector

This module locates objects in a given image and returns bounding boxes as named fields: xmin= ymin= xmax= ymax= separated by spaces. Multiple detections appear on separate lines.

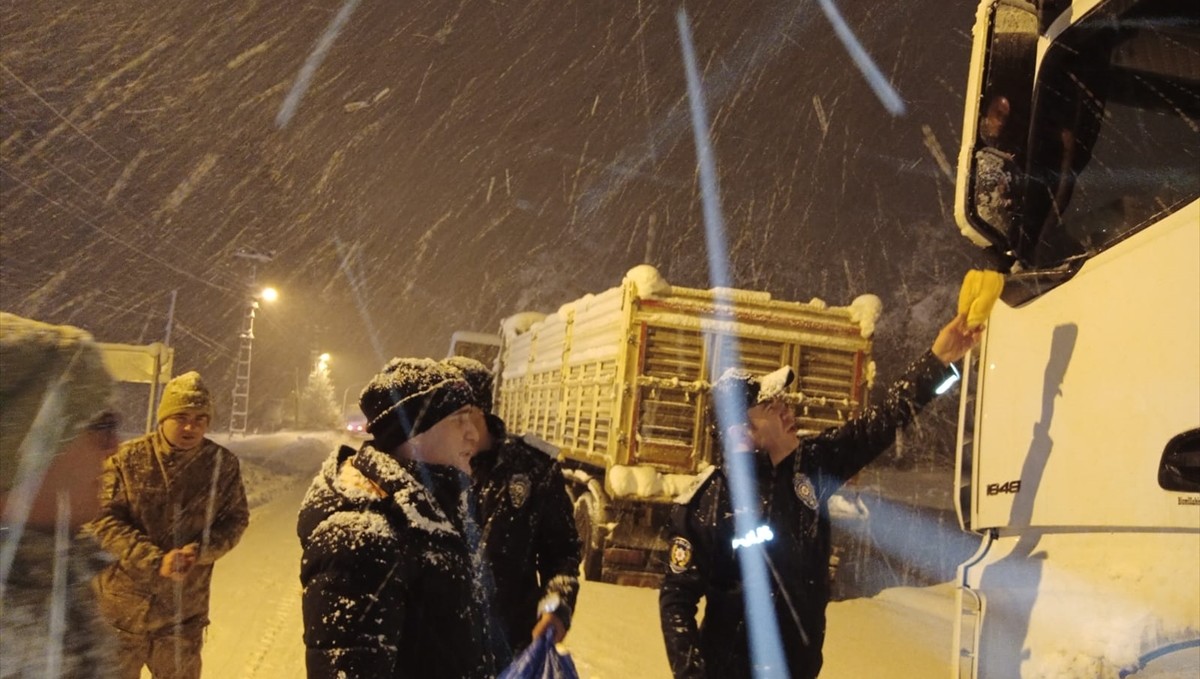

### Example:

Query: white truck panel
xmin=972 ymin=202 xmax=1200 ymax=531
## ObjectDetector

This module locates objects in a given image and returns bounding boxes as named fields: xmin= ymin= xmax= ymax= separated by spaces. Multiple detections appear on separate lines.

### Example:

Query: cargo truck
xmin=493 ymin=264 xmax=879 ymax=586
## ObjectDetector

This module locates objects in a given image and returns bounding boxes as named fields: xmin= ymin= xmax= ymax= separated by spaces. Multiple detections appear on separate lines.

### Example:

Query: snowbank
xmin=214 ymin=431 xmax=346 ymax=508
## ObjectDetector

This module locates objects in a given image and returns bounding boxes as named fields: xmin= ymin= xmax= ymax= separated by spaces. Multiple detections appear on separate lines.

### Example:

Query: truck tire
xmin=574 ymin=493 xmax=604 ymax=581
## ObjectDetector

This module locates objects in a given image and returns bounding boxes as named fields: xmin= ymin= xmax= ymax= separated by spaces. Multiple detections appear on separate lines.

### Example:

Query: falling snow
xmin=0 ymin=0 xmax=985 ymax=406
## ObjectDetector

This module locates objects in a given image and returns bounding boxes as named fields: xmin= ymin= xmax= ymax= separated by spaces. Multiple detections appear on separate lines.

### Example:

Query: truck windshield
xmin=1020 ymin=0 xmax=1200 ymax=267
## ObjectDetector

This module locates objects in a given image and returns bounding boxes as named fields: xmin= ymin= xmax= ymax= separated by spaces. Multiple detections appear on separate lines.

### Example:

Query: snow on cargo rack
xmin=492 ymin=264 xmax=876 ymax=585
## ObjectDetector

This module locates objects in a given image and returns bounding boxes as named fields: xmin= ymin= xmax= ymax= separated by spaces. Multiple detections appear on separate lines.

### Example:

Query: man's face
xmin=161 ymin=408 xmax=210 ymax=449
xmin=464 ymin=405 xmax=491 ymax=453
xmin=35 ymin=411 xmax=121 ymax=529
xmin=745 ymin=398 xmax=799 ymax=458
xmin=408 ymin=405 xmax=481 ymax=474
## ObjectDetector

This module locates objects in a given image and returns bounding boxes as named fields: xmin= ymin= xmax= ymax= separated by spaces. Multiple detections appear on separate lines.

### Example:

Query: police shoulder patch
xmin=509 ymin=473 xmax=531 ymax=508
xmin=793 ymin=473 xmax=819 ymax=510
xmin=668 ymin=537 xmax=694 ymax=574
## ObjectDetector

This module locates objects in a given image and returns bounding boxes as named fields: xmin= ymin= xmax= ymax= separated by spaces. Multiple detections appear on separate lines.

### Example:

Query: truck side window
xmin=1021 ymin=0 xmax=1200 ymax=267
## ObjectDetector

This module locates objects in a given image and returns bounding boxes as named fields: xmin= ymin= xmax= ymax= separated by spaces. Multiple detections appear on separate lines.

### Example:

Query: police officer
xmin=659 ymin=313 xmax=979 ymax=679
xmin=443 ymin=356 xmax=582 ymax=666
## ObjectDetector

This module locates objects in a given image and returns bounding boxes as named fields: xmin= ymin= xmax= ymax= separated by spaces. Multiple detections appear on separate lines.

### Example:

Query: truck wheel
xmin=574 ymin=493 xmax=604 ymax=581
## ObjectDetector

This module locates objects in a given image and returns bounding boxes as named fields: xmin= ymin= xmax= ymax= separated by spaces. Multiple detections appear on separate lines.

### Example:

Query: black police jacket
xmin=472 ymin=415 xmax=582 ymax=665
xmin=659 ymin=351 xmax=954 ymax=679
xmin=298 ymin=443 xmax=496 ymax=679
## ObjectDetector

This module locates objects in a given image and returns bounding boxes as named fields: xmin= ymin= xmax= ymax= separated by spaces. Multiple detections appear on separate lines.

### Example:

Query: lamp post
xmin=229 ymin=247 xmax=276 ymax=436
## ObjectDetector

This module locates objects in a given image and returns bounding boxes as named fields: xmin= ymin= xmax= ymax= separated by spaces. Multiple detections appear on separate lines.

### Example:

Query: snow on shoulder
xmin=519 ymin=432 xmax=558 ymax=458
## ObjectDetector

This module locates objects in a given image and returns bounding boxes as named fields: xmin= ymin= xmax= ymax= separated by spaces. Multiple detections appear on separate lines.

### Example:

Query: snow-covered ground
xmin=181 ymin=431 xmax=964 ymax=678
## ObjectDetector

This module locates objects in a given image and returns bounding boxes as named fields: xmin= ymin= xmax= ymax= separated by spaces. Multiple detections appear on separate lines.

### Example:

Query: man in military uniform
xmin=659 ymin=313 xmax=980 ymax=679
xmin=90 ymin=371 xmax=249 ymax=679
xmin=444 ymin=356 xmax=582 ymax=666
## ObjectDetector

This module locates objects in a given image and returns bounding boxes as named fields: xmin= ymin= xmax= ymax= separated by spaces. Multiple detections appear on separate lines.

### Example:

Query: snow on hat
xmin=710 ymin=365 xmax=795 ymax=410
xmin=359 ymin=358 xmax=474 ymax=451
xmin=156 ymin=371 xmax=214 ymax=423
xmin=442 ymin=355 xmax=494 ymax=412
xmin=707 ymin=365 xmax=796 ymax=440
xmin=0 ymin=312 xmax=114 ymax=493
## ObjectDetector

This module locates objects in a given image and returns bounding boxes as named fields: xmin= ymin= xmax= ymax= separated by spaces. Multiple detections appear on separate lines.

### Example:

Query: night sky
xmin=1 ymin=1 xmax=991 ymax=425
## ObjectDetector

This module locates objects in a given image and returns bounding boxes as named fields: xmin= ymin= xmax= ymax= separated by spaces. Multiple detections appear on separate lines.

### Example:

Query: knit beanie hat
xmin=359 ymin=358 xmax=474 ymax=451
xmin=442 ymin=355 xmax=494 ymax=412
xmin=156 ymin=371 xmax=214 ymax=423
xmin=0 ymin=312 xmax=114 ymax=493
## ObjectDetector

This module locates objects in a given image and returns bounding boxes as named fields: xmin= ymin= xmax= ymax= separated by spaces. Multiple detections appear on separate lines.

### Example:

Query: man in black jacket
xmin=659 ymin=313 xmax=980 ymax=679
xmin=444 ymin=356 xmax=582 ymax=666
xmin=298 ymin=358 xmax=495 ymax=679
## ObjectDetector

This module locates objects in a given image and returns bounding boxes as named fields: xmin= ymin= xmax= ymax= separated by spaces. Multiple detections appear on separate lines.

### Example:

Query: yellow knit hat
xmin=156 ymin=371 xmax=214 ymax=423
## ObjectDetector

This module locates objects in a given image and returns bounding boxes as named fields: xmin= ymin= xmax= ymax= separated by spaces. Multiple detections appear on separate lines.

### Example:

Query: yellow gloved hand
xmin=957 ymin=270 xmax=1005 ymax=330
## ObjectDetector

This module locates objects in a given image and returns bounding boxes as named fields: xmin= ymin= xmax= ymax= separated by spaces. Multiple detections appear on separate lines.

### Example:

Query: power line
xmin=0 ymin=166 xmax=234 ymax=294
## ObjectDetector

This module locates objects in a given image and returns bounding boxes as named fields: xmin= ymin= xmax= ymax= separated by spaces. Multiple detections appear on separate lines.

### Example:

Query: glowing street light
xmin=230 ymin=247 xmax=277 ymax=436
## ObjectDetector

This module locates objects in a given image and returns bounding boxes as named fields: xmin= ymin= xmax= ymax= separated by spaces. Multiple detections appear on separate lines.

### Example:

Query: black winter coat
xmin=659 ymin=351 xmax=953 ymax=679
xmin=472 ymin=415 xmax=582 ymax=665
xmin=298 ymin=443 xmax=495 ymax=679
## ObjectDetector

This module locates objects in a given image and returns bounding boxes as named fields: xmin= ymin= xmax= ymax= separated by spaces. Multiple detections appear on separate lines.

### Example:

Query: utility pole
xmin=229 ymin=247 xmax=276 ymax=436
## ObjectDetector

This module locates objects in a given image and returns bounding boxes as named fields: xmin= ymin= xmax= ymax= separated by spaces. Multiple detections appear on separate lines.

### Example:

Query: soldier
xmin=659 ymin=313 xmax=980 ymax=679
xmin=443 ymin=356 xmax=581 ymax=665
xmin=90 ymin=371 xmax=249 ymax=679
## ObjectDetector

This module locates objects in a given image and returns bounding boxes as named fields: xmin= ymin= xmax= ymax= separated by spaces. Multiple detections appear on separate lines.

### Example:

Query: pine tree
xmin=298 ymin=361 xmax=341 ymax=430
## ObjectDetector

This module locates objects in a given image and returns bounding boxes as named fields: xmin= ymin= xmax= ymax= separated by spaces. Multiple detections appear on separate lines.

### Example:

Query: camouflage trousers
xmin=111 ymin=625 xmax=203 ymax=679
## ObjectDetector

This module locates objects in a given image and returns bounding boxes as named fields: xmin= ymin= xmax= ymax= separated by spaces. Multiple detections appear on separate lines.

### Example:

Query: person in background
xmin=443 ymin=356 xmax=581 ymax=666
xmin=0 ymin=311 xmax=120 ymax=678
xmin=298 ymin=357 xmax=496 ymax=679
xmin=659 ymin=312 xmax=980 ymax=679
xmin=89 ymin=371 xmax=249 ymax=679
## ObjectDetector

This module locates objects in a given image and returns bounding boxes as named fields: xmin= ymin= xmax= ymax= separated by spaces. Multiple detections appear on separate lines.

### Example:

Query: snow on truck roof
xmin=499 ymin=264 xmax=883 ymax=340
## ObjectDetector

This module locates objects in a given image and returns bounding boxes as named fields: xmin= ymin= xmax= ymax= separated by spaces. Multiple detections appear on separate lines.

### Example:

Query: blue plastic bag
xmin=497 ymin=628 xmax=580 ymax=679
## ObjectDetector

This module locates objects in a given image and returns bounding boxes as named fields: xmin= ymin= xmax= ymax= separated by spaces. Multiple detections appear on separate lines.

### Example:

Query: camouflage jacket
xmin=89 ymin=431 xmax=248 ymax=635
xmin=0 ymin=528 xmax=118 ymax=678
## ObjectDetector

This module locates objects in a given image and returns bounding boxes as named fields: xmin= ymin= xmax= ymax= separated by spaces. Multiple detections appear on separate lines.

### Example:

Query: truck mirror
xmin=958 ymin=0 xmax=1039 ymax=253
xmin=1159 ymin=428 xmax=1200 ymax=493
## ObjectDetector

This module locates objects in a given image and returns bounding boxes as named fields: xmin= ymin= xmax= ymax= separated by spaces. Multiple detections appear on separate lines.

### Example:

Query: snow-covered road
xmin=193 ymin=433 xmax=956 ymax=678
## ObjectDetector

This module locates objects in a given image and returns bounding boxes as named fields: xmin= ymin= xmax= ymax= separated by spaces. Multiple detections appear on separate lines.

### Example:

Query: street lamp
xmin=229 ymin=249 xmax=277 ymax=436
xmin=229 ymin=286 xmax=277 ymax=436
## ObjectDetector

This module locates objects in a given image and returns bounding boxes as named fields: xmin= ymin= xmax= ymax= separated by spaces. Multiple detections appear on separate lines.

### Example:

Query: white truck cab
xmin=951 ymin=0 xmax=1199 ymax=676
